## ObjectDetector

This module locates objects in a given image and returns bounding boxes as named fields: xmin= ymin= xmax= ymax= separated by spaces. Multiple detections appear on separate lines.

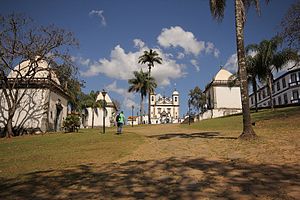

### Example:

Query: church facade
xmin=197 ymin=68 xmax=242 ymax=121
xmin=149 ymin=90 xmax=180 ymax=124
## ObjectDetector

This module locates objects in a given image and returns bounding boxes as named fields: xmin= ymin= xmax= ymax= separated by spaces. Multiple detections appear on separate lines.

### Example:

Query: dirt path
xmin=112 ymin=124 xmax=300 ymax=199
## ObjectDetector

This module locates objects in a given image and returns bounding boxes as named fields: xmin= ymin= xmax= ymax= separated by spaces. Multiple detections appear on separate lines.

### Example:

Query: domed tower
xmin=172 ymin=89 xmax=180 ymax=119
xmin=150 ymin=92 xmax=156 ymax=120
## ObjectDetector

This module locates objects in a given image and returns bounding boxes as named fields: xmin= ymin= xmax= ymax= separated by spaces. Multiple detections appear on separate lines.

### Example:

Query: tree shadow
xmin=148 ymin=132 xmax=237 ymax=140
xmin=0 ymin=157 xmax=299 ymax=199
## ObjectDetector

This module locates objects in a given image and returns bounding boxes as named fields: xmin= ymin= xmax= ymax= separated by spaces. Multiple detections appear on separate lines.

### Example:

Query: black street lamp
xmin=101 ymin=89 xmax=107 ymax=134
xmin=131 ymin=105 xmax=134 ymax=127
xmin=188 ymin=99 xmax=191 ymax=125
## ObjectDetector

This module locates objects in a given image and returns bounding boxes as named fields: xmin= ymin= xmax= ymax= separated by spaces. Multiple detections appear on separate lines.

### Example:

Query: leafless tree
xmin=0 ymin=14 xmax=78 ymax=137
xmin=280 ymin=0 xmax=300 ymax=51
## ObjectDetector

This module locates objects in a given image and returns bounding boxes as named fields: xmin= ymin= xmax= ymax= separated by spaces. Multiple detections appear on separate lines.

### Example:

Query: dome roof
xmin=172 ymin=90 xmax=179 ymax=95
xmin=213 ymin=68 xmax=233 ymax=81
xmin=8 ymin=59 xmax=60 ymax=85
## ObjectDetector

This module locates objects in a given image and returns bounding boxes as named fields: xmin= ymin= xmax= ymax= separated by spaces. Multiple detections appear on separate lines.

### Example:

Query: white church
xmin=149 ymin=89 xmax=180 ymax=124
xmin=0 ymin=59 xmax=69 ymax=133
xmin=81 ymin=92 xmax=117 ymax=128
xmin=199 ymin=68 xmax=242 ymax=120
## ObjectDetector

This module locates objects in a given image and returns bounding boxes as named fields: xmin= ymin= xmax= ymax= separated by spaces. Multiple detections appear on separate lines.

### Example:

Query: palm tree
xmin=128 ymin=70 xmax=157 ymax=124
xmin=209 ymin=0 xmax=269 ymax=139
xmin=81 ymin=91 xmax=104 ymax=128
xmin=138 ymin=49 xmax=162 ymax=124
xmin=245 ymin=54 xmax=261 ymax=112
xmin=247 ymin=36 xmax=299 ymax=110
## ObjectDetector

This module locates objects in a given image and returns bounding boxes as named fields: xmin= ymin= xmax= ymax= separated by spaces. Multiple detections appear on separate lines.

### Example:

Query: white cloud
xmin=214 ymin=49 xmax=220 ymax=58
xmin=157 ymin=26 xmax=205 ymax=56
xmin=223 ymin=51 xmax=256 ymax=73
xmin=224 ymin=53 xmax=238 ymax=73
xmin=89 ymin=10 xmax=106 ymax=26
xmin=205 ymin=42 xmax=220 ymax=58
xmin=80 ymin=41 xmax=186 ymax=87
xmin=133 ymin=39 xmax=145 ymax=49
xmin=177 ymin=52 xmax=185 ymax=59
xmin=190 ymin=59 xmax=200 ymax=72
xmin=72 ymin=56 xmax=91 ymax=66
xmin=106 ymin=81 xmax=138 ymax=110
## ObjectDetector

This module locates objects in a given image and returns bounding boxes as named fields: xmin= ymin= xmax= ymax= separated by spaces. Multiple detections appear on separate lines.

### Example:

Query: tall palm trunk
xmin=92 ymin=109 xmax=95 ymax=128
xmin=140 ymin=95 xmax=144 ymax=124
xmin=148 ymin=66 xmax=151 ymax=124
xmin=267 ymin=75 xmax=274 ymax=110
xmin=235 ymin=0 xmax=256 ymax=139
xmin=252 ymin=79 xmax=258 ymax=112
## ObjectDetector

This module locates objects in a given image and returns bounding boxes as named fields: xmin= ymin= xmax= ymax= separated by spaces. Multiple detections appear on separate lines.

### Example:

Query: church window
xmin=175 ymin=97 xmax=178 ymax=102
xmin=151 ymin=96 xmax=154 ymax=101
xmin=291 ymin=73 xmax=297 ymax=83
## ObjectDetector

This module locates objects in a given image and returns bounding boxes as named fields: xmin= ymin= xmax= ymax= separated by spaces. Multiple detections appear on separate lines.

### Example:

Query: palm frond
xmin=210 ymin=0 xmax=226 ymax=22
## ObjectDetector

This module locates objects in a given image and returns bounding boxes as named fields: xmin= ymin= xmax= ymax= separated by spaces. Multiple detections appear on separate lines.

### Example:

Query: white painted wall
xmin=84 ymin=92 xmax=116 ymax=128
xmin=0 ymin=88 xmax=68 ymax=132
xmin=215 ymin=87 xmax=242 ymax=109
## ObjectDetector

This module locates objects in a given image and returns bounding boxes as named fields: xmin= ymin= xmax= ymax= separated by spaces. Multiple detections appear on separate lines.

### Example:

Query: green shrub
xmin=63 ymin=114 xmax=80 ymax=132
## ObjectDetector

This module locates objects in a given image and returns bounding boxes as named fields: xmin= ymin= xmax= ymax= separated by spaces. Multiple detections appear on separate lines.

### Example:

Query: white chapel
xmin=149 ymin=89 xmax=180 ymax=124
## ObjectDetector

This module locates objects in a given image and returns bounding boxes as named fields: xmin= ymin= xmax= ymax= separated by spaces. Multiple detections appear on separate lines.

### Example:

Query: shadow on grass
xmin=1 ymin=157 xmax=299 ymax=199
xmin=148 ymin=132 xmax=237 ymax=140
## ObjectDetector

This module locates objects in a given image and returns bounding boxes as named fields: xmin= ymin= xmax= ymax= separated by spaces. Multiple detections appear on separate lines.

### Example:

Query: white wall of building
xmin=84 ymin=92 xmax=116 ymax=127
xmin=0 ymin=88 xmax=68 ymax=132
xmin=249 ymin=68 xmax=300 ymax=108
xmin=215 ymin=87 xmax=242 ymax=109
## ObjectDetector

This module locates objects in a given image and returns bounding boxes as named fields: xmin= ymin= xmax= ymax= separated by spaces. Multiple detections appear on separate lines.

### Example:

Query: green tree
xmin=128 ymin=70 xmax=157 ymax=124
xmin=209 ymin=0 xmax=270 ymax=139
xmin=245 ymin=53 xmax=262 ymax=112
xmin=247 ymin=36 xmax=299 ymax=110
xmin=188 ymin=86 xmax=206 ymax=120
xmin=138 ymin=49 xmax=162 ymax=124
xmin=0 ymin=14 xmax=78 ymax=137
xmin=81 ymin=91 xmax=104 ymax=128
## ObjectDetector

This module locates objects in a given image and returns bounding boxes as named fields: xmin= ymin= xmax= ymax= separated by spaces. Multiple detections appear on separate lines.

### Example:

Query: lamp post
xmin=131 ymin=105 xmax=134 ymax=127
xmin=101 ymin=89 xmax=107 ymax=134
xmin=188 ymin=99 xmax=191 ymax=125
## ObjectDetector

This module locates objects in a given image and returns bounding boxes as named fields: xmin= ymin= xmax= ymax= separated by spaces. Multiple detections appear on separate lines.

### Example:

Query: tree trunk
xmin=6 ymin=117 xmax=13 ymax=138
xmin=148 ymin=66 xmax=151 ymax=124
xmin=140 ymin=95 xmax=144 ymax=124
xmin=92 ymin=108 xmax=94 ymax=128
xmin=235 ymin=0 xmax=257 ymax=139
xmin=252 ymin=79 xmax=258 ymax=112
xmin=268 ymin=76 xmax=274 ymax=111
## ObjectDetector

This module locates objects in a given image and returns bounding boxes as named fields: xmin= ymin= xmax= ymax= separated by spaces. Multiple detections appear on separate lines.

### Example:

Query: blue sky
xmin=1 ymin=0 xmax=297 ymax=117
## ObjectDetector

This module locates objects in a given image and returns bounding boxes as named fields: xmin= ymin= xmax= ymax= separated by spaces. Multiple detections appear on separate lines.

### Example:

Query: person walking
xmin=116 ymin=111 xmax=125 ymax=134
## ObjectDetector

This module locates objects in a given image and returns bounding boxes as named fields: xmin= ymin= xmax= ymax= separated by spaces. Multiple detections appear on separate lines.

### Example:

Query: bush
xmin=63 ymin=114 xmax=80 ymax=132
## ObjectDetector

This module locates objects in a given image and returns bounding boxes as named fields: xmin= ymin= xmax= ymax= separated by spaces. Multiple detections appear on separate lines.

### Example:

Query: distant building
xmin=249 ymin=68 xmax=300 ymax=108
xmin=0 ymin=59 xmax=69 ymax=133
xmin=82 ymin=92 xmax=117 ymax=128
xmin=149 ymin=89 xmax=180 ymax=124
xmin=127 ymin=116 xmax=139 ymax=126
xmin=200 ymin=68 xmax=242 ymax=120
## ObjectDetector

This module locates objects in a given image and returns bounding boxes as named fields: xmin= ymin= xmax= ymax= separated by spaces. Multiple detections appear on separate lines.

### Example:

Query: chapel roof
xmin=8 ymin=58 xmax=60 ymax=85
xmin=213 ymin=68 xmax=233 ymax=81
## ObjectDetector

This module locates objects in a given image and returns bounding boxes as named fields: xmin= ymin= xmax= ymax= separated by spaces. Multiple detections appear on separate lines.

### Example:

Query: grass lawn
xmin=0 ymin=128 xmax=144 ymax=178
xmin=0 ymin=106 xmax=299 ymax=199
